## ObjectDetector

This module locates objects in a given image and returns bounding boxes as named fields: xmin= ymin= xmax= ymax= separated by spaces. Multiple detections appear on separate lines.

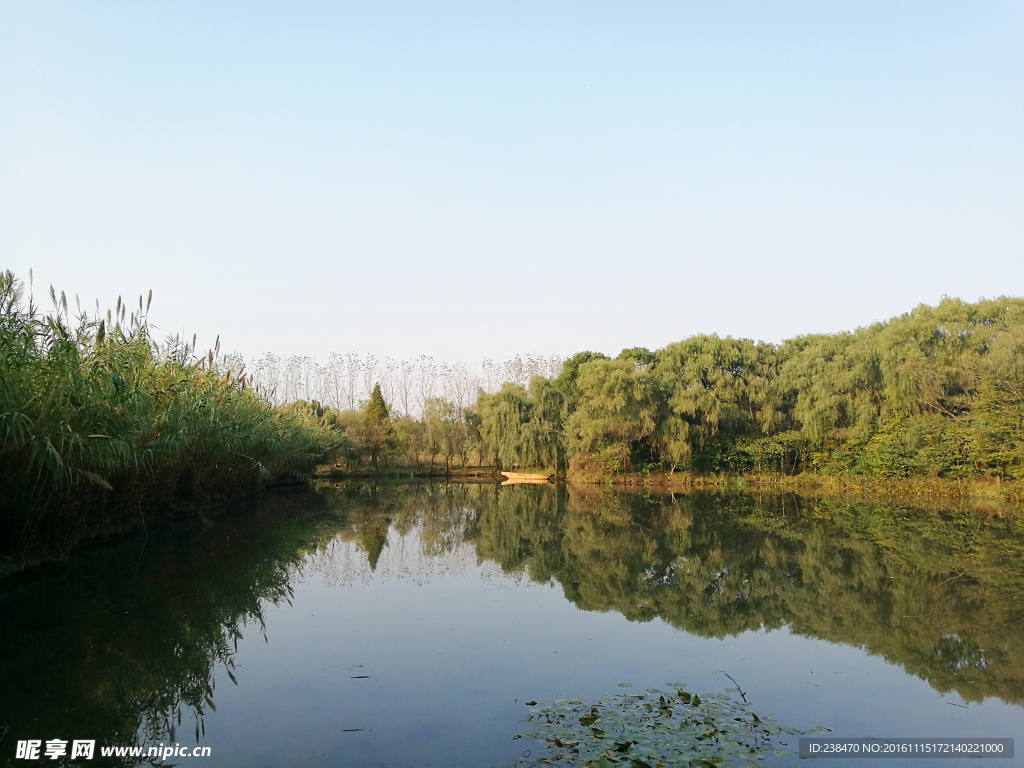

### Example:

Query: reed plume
xmin=0 ymin=271 xmax=343 ymax=563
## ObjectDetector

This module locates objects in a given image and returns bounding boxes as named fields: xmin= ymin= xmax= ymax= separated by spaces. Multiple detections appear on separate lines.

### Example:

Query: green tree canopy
xmin=363 ymin=383 xmax=392 ymax=470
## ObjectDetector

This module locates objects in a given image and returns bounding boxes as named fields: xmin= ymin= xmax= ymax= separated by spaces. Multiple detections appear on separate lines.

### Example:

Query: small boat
xmin=500 ymin=471 xmax=553 ymax=485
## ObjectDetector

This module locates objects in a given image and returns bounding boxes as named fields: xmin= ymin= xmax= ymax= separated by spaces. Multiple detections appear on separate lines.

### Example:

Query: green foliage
xmin=464 ymin=407 xmax=484 ymax=464
xmin=365 ymin=383 xmax=390 ymax=423
xmin=565 ymin=359 xmax=664 ymax=475
xmin=474 ymin=381 xmax=563 ymax=471
xmin=0 ymin=271 xmax=342 ymax=561
xmin=617 ymin=346 xmax=658 ymax=371
xmin=476 ymin=383 xmax=531 ymax=469
xmin=363 ymin=383 xmax=393 ymax=469
xmin=970 ymin=326 xmax=1024 ymax=479
xmin=423 ymin=397 xmax=467 ymax=471
xmin=658 ymin=335 xmax=780 ymax=449
xmin=301 ymin=296 xmax=1024 ymax=483
xmin=392 ymin=414 xmax=426 ymax=465
xmin=470 ymin=297 xmax=1024 ymax=480
xmin=554 ymin=351 xmax=611 ymax=413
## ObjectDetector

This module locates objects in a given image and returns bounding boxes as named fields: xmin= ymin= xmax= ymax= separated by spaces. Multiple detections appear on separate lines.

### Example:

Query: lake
xmin=1 ymin=482 xmax=1022 ymax=767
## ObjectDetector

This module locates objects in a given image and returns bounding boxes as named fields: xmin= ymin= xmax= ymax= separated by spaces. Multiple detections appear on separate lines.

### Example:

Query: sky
xmin=2 ymin=1 xmax=1022 ymax=363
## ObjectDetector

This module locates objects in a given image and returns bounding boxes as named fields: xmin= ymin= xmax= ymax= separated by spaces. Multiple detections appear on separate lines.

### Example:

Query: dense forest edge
xmin=319 ymin=291 xmax=1024 ymax=504
xmin=2 ymin=271 xmax=1023 ymax=564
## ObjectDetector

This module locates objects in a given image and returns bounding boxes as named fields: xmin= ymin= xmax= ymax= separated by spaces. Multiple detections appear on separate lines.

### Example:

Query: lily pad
xmin=517 ymin=685 xmax=820 ymax=767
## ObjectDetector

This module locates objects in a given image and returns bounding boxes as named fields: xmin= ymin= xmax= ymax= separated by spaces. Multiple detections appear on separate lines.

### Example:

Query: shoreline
xmin=5 ymin=470 xmax=1021 ymax=576
xmin=315 ymin=465 xmax=1024 ymax=513
xmin=313 ymin=465 xmax=505 ymax=481
xmin=567 ymin=470 xmax=1024 ymax=515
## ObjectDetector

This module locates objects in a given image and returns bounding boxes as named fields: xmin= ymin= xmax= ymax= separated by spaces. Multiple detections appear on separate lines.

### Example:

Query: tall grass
xmin=0 ymin=271 xmax=342 ymax=563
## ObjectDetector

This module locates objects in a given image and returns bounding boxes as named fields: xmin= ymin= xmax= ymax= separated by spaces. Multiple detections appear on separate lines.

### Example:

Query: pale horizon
xmin=3 ymin=1 xmax=1022 ymax=362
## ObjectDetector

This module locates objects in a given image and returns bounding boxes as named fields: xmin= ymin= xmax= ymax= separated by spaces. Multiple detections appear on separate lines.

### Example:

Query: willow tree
xmin=660 ymin=336 xmax=779 ymax=439
xmin=476 ymin=384 xmax=531 ymax=470
xmin=554 ymin=350 xmax=610 ymax=416
xmin=616 ymin=346 xmax=657 ymax=370
xmin=391 ymin=415 xmax=424 ymax=466
xmin=564 ymin=358 xmax=663 ymax=475
xmin=522 ymin=375 xmax=567 ymax=476
xmin=962 ymin=321 xmax=1024 ymax=479
xmin=771 ymin=297 xmax=1024 ymax=476
xmin=422 ymin=397 xmax=465 ymax=473
xmin=463 ymin=408 xmax=485 ymax=466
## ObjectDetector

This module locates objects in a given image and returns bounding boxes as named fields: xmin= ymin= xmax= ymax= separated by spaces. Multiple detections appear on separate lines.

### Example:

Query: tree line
xmin=5 ymin=267 xmax=1022 ymax=564
xmin=323 ymin=296 xmax=1024 ymax=480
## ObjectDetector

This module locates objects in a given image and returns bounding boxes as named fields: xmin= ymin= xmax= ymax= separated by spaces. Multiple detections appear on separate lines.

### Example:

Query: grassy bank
xmin=316 ymin=458 xmax=1024 ymax=516
xmin=0 ymin=272 xmax=342 ymax=564
xmin=571 ymin=469 xmax=1024 ymax=514
xmin=314 ymin=462 xmax=504 ymax=480
xmin=314 ymin=462 xmax=560 ymax=482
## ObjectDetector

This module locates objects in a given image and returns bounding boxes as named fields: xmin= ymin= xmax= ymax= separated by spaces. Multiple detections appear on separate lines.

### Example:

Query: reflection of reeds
xmin=0 ymin=488 xmax=342 ymax=767
xmin=0 ymin=272 xmax=342 ymax=562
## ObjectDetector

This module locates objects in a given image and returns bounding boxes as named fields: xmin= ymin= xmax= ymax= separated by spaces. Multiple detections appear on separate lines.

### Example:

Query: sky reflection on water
xmin=2 ymin=483 xmax=1022 ymax=767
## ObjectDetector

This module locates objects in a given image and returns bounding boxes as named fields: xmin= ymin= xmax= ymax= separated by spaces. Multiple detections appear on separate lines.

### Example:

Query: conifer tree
xmin=364 ymin=383 xmax=391 ymax=472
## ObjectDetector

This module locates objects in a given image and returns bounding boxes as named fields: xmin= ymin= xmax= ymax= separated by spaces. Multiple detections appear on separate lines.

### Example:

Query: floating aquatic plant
xmin=517 ymin=684 xmax=826 ymax=768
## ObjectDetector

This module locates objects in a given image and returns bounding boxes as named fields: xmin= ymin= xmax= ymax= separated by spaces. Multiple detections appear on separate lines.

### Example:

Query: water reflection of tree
xmin=321 ymin=483 xmax=1024 ymax=707
xmin=3 ymin=483 xmax=1022 ymax=768
xmin=467 ymin=486 xmax=1024 ymax=706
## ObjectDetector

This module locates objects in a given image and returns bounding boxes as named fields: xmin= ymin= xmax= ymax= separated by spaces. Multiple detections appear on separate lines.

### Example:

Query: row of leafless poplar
xmin=223 ymin=352 xmax=565 ymax=417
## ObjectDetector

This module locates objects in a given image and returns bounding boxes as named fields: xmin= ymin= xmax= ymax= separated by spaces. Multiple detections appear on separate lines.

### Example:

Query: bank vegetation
xmin=0 ymin=271 xmax=340 ymax=562
xmin=4 ymin=271 xmax=1023 ymax=563
xmin=319 ymin=296 xmax=1024 ymax=502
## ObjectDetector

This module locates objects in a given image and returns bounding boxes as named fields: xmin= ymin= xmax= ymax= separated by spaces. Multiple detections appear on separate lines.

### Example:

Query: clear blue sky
xmin=2 ymin=1 xmax=1022 ymax=362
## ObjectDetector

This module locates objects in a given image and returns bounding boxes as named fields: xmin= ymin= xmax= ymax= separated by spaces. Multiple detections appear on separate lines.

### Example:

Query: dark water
xmin=1 ymin=483 xmax=1023 ymax=767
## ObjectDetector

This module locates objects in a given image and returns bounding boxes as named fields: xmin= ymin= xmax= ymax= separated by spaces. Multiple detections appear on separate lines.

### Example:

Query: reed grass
xmin=0 ymin=271 xmax=342 ymax=562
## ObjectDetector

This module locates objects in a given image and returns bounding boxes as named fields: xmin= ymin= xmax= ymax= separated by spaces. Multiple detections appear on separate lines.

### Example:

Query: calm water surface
xmin=2 ymin=483 xmax=1022 ymax=767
